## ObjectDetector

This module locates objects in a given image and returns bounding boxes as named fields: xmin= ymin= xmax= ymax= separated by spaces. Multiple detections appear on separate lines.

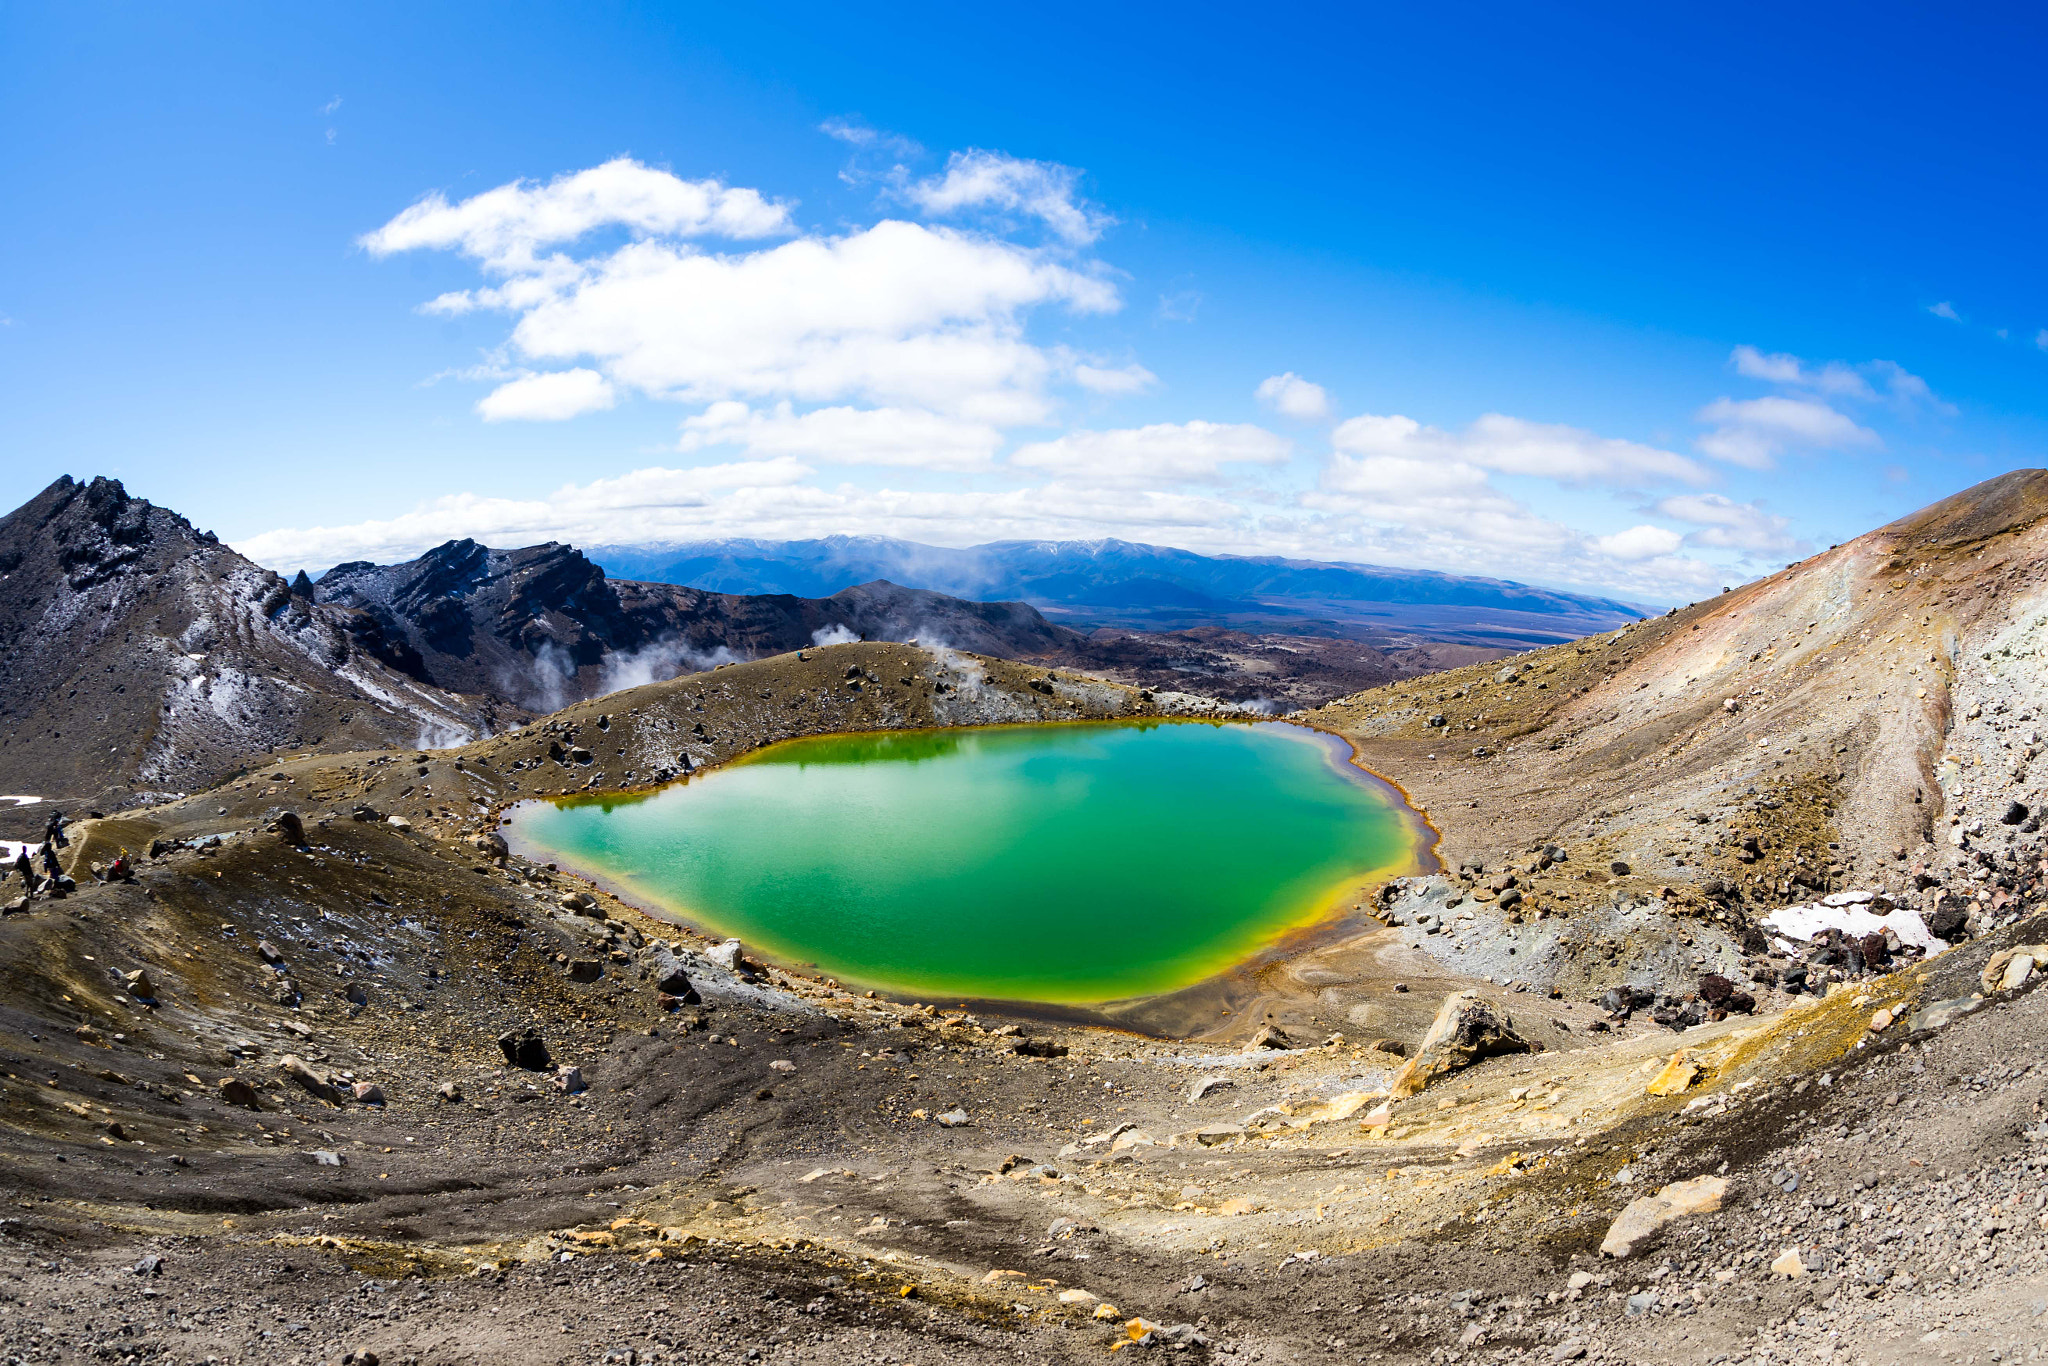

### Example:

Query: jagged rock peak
xmin=0 ymin=475 xmax=220 ymax=593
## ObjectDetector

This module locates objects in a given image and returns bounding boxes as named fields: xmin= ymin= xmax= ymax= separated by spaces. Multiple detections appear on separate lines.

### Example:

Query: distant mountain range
xmin=591 ymin=536 xmax=1645 ymax=648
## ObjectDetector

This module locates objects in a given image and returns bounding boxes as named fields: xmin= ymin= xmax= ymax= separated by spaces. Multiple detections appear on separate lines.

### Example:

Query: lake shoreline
xmin=504 ymin=715 xmax=1438 ymax=1037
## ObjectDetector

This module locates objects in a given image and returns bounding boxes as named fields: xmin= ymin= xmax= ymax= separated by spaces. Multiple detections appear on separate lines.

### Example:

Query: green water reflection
xmin=509 ymin=720 xmax=1431 ymax=1004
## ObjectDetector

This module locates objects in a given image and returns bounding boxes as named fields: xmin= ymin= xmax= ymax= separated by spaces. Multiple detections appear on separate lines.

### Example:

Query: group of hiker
xmin=6 ymin=809 xmax=74 ymax=901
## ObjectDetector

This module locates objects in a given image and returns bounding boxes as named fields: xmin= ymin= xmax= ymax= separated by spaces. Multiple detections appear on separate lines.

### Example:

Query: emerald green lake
xmin=507 ymin=720 xmax=1432 ymax=1005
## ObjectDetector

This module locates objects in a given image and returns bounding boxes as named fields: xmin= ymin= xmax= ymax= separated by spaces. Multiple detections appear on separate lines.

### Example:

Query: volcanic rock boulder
xmin=1388 ymin=990 xmax=1535 ymax=1099
xmin=497 ymin=1027 xmax=553 ymax=1071
xmin=1600 ymin=1176 xmax=1728 ymax=1258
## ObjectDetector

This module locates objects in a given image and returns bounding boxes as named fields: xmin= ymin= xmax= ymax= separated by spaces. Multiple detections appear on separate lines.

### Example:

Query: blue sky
xmin=4 ymin=2 xmax=2045 ymax=603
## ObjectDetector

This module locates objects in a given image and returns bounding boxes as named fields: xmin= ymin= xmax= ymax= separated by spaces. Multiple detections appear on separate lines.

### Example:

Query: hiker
xmin=43 ymin=810 xmax=66 ymax=849
xmin=38 ymin=839 xmax=61 ymax=880
xmin=10 ymin=847 xmax=37 ymax=899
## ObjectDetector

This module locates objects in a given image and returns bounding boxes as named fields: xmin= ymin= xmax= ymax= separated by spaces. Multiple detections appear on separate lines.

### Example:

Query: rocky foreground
xmin=0 ymin=473 xmax=2042 ymax=1365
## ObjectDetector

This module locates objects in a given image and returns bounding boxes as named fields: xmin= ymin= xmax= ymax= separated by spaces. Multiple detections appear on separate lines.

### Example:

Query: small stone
xmin=1610 ymin=860 xmax=1632 ymax=877
xmin=768 ymin=1059 xmax=796 ymax=1073
xmin=122 ymin=969 xmax=155 ymax=1001
xmin=1244 ymin=1024 xmax=1293 ymax=1051
xmin=1770 ymin=1248 xmax=1805 ymax=1277
xmin=132 ymin=1254 xmax=162 ymax=1277
xmin=218 ymin=1077 xmax=259 ymax=1110
xmin=707 ymin=938 xmax=747 ymax=972
xmin=436 ymin=1081 xmax=462 ymax=1102
xmin=1566 ymin=1271 xmax=1593 ymax=1290
xmin=350 ymin=1082 xmax=385 ymax=1105
xmin=310 ymin=1149 xmax=345 ymax=1167
xmin=278 ymin=1054 xmax=347 ymax=1104
xmin=1553 ymin=1342 xmax=1588 ymax=1362
xmin=1056 ymin=1288 xmax=1098 ymax=1306
xmin=935 ymin=1108 xmax=969 ymax=1128
xmin=1186 ymin=1074 xmax=1234 ymax=1102
xmin=554 ymin=1066 xmax=587 ymax=1094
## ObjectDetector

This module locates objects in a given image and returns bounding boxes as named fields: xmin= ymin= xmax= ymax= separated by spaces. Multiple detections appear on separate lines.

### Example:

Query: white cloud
xmin=1928 ymin=301 xmax=1961 ymax=322
xmin=1593 ymin=525 xmax=1685 ymax=561
xmin=1157 ymin=289 xmax=1202 ymax=323
xmin=1256 ymin=372 xmax=1332 ymax=420
xmin=1071 ymin=362 xmax=1157 ymax=395
xmin=1694 ymin=395 xmax=1879 ymax=469
xmin=1862 ymin=360 xmax=1955 ymax=415
xmin=476 ymin=368 xmax=616 ymax=422
xmin=361 ymin=159 xmax=793 ymax=274
xmin=1011 ymin=421 xmax=1291 ymax=487
xmin=1329 ymin=411 xmax=1710 ymax=486
xmin=676 ymin=401 xmax=1002 ymax=471
xmin=1728 ymin=345 xmax=1950 ymax=415
xmin=368 ymin=158 xmax=1124 ymax=426
xmin=1306 ymin=453 xmax=1725 ymax=599
xmin=1655 ymin=493 xmax=1806 ymax=557
xmin=820 ymin=119 xmax=922 ymax=160
xmin=902 ymin=150 xmax=1110 ymax=246
xmin=1730 ymin=345 xmax=1873 ymax=398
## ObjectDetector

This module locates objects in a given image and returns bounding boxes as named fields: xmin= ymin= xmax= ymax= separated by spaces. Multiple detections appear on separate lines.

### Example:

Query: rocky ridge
xmin=0 ymin=477 xmax=498 ymax=812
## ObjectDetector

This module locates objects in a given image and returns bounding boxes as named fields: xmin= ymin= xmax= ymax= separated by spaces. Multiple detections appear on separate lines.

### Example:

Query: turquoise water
xmin=508 ymin=720 xmax=1432 ymax=1004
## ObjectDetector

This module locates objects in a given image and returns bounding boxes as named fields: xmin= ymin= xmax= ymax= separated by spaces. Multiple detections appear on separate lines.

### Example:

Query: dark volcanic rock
xmin=497 ymin=1027 xmax=553 ymax=1071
